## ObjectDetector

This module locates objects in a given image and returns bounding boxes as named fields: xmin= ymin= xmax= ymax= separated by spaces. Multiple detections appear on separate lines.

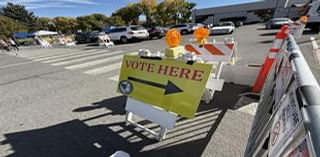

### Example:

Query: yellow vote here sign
xmin=118 ymin=55 xmax=213 ymax=118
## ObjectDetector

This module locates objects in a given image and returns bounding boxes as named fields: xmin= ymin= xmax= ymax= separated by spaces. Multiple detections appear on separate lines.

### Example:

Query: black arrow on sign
xmin=128 ymin=76 xmax=183 ymax=95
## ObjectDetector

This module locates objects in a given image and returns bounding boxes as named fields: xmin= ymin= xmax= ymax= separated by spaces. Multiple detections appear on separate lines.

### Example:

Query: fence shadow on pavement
xmin=303 ymin=29 xmax=320 ymax=35
xmin=259 ymin=32 xmax=277 ymax=36
xmin=259 ymin=40 xmax=274 ymax=44
xmin=1 ymin=83 xmax=250 ymax=157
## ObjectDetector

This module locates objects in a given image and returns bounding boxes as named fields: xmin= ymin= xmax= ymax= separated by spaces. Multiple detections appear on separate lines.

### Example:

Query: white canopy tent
xmin=33 ymin=30 xmax=58 ymax=36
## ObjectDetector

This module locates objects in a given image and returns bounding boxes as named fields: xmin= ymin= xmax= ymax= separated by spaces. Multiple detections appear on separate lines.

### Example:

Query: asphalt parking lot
xmin=0 ymin=24 xmax=319 ymax=157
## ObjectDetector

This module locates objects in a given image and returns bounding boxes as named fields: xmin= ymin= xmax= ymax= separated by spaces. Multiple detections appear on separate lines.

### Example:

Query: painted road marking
xmin=32 ymin=50 xmax=106 ymax=62
xmin=84 ymin=62 xmax=121 ymax=75
xmin=65 ymin=52 xmax=136 ymax=70
xmin=42 ymin=50 xmax=107 ymax=63
xmin=51 ymin=51 xmax=123 ymax=66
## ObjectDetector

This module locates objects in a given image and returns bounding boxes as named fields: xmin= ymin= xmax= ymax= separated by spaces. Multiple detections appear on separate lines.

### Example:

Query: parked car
xmin=210 ymin=21 xmax=235 ymax=35
xmin=86 ymin=31 xmax=100 ymax=43
xmin=265 ymin=18 xmax=292 ymax=29
xmin=190 ymin=23 xmax=208 ymax=31
xmin=75 ymin=31 xmax=100 ymax=44
xmin=160 ymin=26 xmax=171 ymax=33
xmin=169 ymin=24 xmax=193 ymax=35
xmin=106 ymin=25 xmax=149 ymax=43
xmin=233 ymin=21 xmax=244 ymax=27
xmin=145 ymin=26 xmax=165 ymax=39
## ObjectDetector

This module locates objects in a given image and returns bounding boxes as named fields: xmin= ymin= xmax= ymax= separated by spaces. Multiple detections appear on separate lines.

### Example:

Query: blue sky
xmin=0 ymin=0 xmax=258 ymax=17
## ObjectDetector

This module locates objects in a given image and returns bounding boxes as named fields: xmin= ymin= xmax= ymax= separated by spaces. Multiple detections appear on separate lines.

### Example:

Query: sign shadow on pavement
xmin=1 ymin=83 xmax=252 ymax=157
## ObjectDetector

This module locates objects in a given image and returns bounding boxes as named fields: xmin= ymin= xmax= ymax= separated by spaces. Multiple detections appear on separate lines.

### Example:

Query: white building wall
xmin=192 ymin=0 xmax=307 ymax=24
xmin=213 ymin=11 xmax=247 ymax=24
xmin=246 ymin=12 xmax=263 ymax=23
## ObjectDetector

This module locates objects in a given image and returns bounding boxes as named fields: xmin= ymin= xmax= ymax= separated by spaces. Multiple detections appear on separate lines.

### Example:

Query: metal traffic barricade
xmin=245 ymin=34 xmax=320 ymax=156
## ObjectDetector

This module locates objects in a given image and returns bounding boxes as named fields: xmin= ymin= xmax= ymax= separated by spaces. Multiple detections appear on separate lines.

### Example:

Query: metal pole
xmin=287 ymin=34 xmax=320 ymax=156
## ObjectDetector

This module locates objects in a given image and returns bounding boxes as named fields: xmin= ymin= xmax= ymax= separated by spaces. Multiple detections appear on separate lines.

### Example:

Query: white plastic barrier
xmin=185 ymin=38 xmax=238 ymax=103
xmin=245 ymin=34 xmax=320 ymax=157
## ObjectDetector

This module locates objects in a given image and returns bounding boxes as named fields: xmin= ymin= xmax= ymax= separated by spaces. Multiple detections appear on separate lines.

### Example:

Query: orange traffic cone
xmin=252 ymin=25 xmax=289 ymax=93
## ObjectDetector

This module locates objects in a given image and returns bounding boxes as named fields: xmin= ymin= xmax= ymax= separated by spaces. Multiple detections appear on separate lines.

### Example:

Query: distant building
xmin=191 ymin=0 xmax=309 ymax=25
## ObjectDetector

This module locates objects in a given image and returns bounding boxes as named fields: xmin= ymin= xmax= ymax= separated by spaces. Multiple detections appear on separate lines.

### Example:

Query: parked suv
xmin=106 ymin=25 xmax=149 ymax=43
xmin=169 ymin=24 xmax=192 ymax=35
xmin=210 ymin=21 xmax=235 ymax=34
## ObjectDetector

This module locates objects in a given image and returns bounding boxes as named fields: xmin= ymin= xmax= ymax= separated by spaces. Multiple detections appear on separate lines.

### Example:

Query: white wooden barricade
xmin=125 ymin=98 xmax=177 ymax=141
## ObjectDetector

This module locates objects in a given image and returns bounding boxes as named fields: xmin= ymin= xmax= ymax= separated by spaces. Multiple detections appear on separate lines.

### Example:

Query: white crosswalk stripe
xmin=65 ymin=52 xmax=136 ymax=70
xmin=108 ymin=75 xmax=120 ymax=81
xmin=84 ymin=62 xmax=122 ymax=75
xmin=51 ymin=51 xmax=123 ymax=66
xmin=33 ymin=50 xmax=99 ymax=62
xmin=28 ymin=49 xmax=97 ymax=59
xmin=41 ymin=50 xmax=107 ymax=63
xmin=16 ymin=48 xmax=137 ymax=76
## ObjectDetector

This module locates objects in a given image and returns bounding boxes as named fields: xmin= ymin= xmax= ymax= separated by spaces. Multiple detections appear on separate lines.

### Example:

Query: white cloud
xmin=0 ymin=0 xmax=99 ymax=9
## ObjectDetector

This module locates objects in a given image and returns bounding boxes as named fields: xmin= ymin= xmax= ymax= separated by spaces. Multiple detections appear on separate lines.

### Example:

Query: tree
xmin=112 ymin=3 xmax=142 ymax=25
xmin=53 ymin=17 xmax=77 ymax=33
xmin=91 ymin=13 xmax=109 ymax=29
xmin=106 ymin=16 xmax=125 ymax=26
xmin=163 ymin=0 xmax=196 ymax=24
xmin=0 ymin=15 xmax=28 ymax=37
xmin=153 ymin=0 xmax=196 ymax=26
xmin=178 ymin=1 xmax=196 ymax=23
xmin=0 ymin=3 xmax=37 ymax=30
xmin=139 ymin=0 xmax=157 ymax=24
xmin=76 ymin=15 xmax=99 ymax=31
xmin=154 ymin=1 xmax=173 ymax=26
xmin=254 ymin=9 xmax=274 ymax=22
xmin=37 ymin=17 xmax=51 ymax=30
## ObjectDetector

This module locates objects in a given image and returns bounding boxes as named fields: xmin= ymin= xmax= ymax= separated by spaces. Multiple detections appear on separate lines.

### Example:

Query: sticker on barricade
xmin=282 ymin=135 xmax=315 ymax=157
xmin=117 ymin=55 xmax=213 ymax=118
xmin=269 ymin=83 xmax=304 ymax=157
xmin=274 ymin=52 xmax=293 ymax=109
xmin=184 ymin=43 xmax=235 ymax=62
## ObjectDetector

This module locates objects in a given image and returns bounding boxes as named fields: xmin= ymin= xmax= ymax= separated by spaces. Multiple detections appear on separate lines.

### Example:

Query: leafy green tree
xmin=139 ymin=0 xmax=157 ymax=24
xmin=254 ymin=9 xmax=274 ymax=22
xmin=37 ymin=17 xmax=51 ymax=30
xmin=91 ymin=13 xmax=109 ymax=29
xmin=76 ymin=15 xmax=98 ymax=31
xmin=53 ymin=16 xmax=77 ymax=33
xmin=0 ymin=3 xmax=37 ymax=30
xmin=106 ymin=16 xmax=125 ymax=26
xmin=163 ymin=0 xmax=196 ymax=24
xmin=153 ymin=0 xmax=196 ymax=26
xmin=0 ymin=15 xmax=28 ymax=37
xmin=154 ymin=1 xmax=173 ymax=26
xmin=112 ymin=3 xmax=142 ymax=25
xmin=178 ymin=1 xmax=196 ymax=23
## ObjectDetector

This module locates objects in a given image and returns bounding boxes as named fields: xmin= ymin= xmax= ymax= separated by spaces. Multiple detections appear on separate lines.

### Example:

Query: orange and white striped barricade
xmin=185 ymin=38 xmax=237 ymax=103
xmin=252 ymin=25 xmax=289 ymax=93
xmin=184 ymin=40 xmax=236 ymax=63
